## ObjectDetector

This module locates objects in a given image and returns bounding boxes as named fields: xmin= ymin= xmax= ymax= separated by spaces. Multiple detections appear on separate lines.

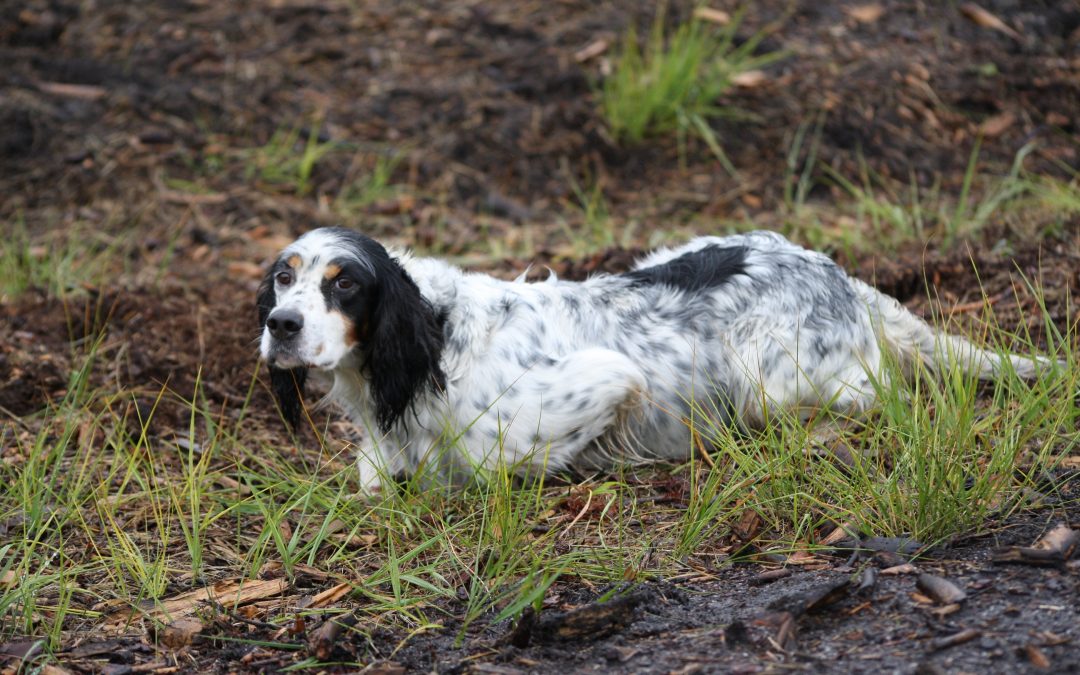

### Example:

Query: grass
xmin=336 ymin=151 xmax=405 ymax=214
xmin=0 ymin=219 xmax=130 ymax=300
xmin=824 ymin=141 xmax=1038 ymax=250
xmin=1 ymin=268 xmax=1076 ymax=667
xmin=2 ymin=146 xmax=1079 ymax=668
xmin=245 ymin=123 xmax=340 ymax=195
xmin=769 ymin=132 xmax=1080 ymax=258
xmin=600 ymin=8 xmax=783 ymax=170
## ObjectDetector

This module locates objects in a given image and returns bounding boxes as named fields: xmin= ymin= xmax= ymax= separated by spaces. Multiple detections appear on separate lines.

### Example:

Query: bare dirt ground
xmin=2 ymin=0 xmax=1080 ymax=673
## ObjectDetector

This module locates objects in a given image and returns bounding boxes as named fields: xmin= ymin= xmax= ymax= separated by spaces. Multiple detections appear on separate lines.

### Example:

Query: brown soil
xmin=2 ymin=0 xmax=1079 ymax=673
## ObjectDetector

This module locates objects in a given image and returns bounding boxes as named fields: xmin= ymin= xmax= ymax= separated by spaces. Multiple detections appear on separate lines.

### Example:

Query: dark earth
xmin=2 ymin=0 xmax=1080 ymax=672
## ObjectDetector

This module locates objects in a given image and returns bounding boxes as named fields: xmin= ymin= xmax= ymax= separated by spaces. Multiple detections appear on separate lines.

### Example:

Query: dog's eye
xmin=335 ymin=277 xmax=354 ymax=290
xmin=275 ymin=271 xmax=293 ymax=286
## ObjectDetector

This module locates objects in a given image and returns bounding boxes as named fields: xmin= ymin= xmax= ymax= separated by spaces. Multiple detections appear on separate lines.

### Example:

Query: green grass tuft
xmin=600 ymin=9 xmax=782 ymax=167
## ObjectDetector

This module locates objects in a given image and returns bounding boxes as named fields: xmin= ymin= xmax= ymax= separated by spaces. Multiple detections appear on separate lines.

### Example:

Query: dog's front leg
xmin=354 ymin=434 xmax=409 ymax=494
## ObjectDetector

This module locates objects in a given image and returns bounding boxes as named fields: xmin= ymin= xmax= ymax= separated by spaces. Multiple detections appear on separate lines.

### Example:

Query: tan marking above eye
xmin=286 ymin=255 xmax=302 ymax=269
xmin=324 ymin=263 xmax=342 ymax=280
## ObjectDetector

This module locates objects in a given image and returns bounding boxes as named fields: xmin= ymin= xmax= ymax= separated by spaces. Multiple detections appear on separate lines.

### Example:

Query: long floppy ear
xmin=367 ymin=262 xmax=445 ymax=433
xmin=257 ymin=267 xmax=308 ymax=429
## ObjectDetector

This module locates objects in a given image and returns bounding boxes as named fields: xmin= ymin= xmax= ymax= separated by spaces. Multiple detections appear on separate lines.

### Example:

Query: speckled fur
xmin=259 ymin=228 xmax=1050 ymax=492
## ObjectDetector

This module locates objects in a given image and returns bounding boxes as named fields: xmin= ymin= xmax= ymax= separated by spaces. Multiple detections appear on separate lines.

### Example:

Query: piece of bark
xmin=993 ymin=524 xmax=1078 ymax=566
xmin=107 ymin=578 xmax=289 ymax=625
xmin=768 ymin=577 xmax=850 ymax=616
xmin=532 ymin=592 xmax=645 ymax=643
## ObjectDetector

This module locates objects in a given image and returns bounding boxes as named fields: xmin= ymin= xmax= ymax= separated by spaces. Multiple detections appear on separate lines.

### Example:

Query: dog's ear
xmin=257 ymin=265 xmax=308 ymax=429
xmin=367 ymin=262 xmax=445 ymax=433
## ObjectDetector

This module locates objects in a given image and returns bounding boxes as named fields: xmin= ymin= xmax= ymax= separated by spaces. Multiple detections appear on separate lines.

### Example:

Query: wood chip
xmin=993 ymin=524 xmax=1078 ymax=566
xmin=533 ymin=592 xmax=646 ymax=643
xmin=731 ymin=70 xmax=768 ymax=88
xmin=1034 ymin=524 xmax=1079 ymax=556
xmin=1025 ymin=644 xmax=1051 ymax=669
xmin=774 ymin=611 xmax=797 ymax=652
xmin=307 ymin=612 xmax=358 ymax=661
xmin=959 ymin=3 xmax=1023 ymax=42
xmin=159 ymin=617 xmax=203 ymax=649
xmin=751 ymin=568 xmax=793 ymax=585
xmin=35 ymin=81 xmax=108 ymax=100
xmin=768 ymin=577 xmax=850 ymax=616
xmin=310 ymin=582 xmax=352 ymax=608
xmin=931 ymin=628 xmax=981 ymax=651
xmin=979 ymin=112 xmax=1016 ymax=138
xmin=107 ymin=578 xmax=289 ymax=624
xmin=573 ymin=39 xmax=609 ymax=63
xmin=916 ymin=574 xmax=967 ymax=605
xmin=929 ymin=602 xmax=962 ymax=618
xmin=693 ymin=7 xmax=731 ymax=25
xmin=846 ymin=4 xmax=885 ymax=24
xmin=818 ymin=521 xmax=860 ymax=547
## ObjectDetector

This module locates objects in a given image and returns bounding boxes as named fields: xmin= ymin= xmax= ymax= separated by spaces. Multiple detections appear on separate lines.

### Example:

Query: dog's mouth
xmin=264 ymin=342 xmax=309 ymax=370
xmin=266 ymin=344 xmax=346 ymax=371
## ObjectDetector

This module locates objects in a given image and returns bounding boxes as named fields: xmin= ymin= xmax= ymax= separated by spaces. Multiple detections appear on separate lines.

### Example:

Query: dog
xmin=258 ymin=227 xmax=1052 ymax=491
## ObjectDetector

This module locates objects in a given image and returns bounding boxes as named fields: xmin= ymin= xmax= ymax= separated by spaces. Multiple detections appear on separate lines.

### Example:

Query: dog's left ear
xmin=257 ymin=266 xmax=308 ymax=429
xmin=366 ymin=262 xmax=445 ymax=433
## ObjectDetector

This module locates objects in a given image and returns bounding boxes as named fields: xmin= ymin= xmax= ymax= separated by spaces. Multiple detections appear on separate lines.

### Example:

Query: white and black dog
xmin=258 ymin=227 xmax=1050 ymax=491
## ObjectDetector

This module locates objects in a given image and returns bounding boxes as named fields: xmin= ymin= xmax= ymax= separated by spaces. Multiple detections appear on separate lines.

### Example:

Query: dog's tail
xmin=851 ymin=279 xmax=1057 ymax=380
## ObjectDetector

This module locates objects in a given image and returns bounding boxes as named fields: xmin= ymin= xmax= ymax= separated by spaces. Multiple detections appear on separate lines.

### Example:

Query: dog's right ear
xmin=257 ymin=265 xmax=308 ymax=429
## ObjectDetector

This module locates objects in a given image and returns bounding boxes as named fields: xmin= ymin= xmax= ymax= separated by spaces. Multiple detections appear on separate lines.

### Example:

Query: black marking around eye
xmin=624 ymin=245 xmax=748 ymax=293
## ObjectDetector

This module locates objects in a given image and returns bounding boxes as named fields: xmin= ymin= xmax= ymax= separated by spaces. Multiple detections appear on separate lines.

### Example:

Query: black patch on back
xmin=624 ymin=245 xmax=748 ymax=293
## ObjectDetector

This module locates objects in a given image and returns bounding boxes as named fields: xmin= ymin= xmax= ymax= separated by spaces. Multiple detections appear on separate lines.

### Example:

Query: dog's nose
xmin=266 ymin=309 xmax=304 ymax=341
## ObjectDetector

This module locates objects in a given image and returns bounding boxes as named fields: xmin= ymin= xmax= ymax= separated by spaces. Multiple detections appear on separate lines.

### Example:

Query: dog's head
xmin=257 ymin=227 xmax=445 ymax=431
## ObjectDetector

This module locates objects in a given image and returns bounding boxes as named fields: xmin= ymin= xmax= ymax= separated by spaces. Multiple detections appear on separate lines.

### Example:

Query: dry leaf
xmin=36 ymin=81 xmax=107 ymax=100
xmin=846 ymin=4 xmax=885 ymax=24
xmin=693 ymin=7 xmax=731 ymax=25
